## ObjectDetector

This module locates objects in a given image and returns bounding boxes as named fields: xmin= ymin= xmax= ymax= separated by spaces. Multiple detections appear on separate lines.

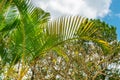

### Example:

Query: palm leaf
xmin=45 ymin=16 xmax=111 ymax=55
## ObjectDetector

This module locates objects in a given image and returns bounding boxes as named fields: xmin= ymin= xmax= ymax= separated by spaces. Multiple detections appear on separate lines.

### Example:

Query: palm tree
xmin=0 ymin=0 xmax=111 ymax=79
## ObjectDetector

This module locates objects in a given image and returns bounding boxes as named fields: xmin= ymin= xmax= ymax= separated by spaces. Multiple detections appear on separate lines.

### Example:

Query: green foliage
xmin=91 ymin=19 xmax=117 ymax=42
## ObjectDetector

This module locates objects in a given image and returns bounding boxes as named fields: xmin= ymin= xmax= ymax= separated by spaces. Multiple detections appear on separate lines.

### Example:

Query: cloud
xmin=31 ymin=0 xmax=112 ymax=19
xmin=116 ymin=13 xmax=120 ymax=18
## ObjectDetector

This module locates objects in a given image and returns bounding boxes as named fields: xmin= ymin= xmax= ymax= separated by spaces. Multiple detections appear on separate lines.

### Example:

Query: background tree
xmin=91 ymin=19 xmax=117 ymax=42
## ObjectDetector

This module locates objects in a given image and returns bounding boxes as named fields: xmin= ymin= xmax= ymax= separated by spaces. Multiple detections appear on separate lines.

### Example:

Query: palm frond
xmin=46 ymin=16 xmax=97 ymax=40
xmin=47 ymin=16 xmax=81 ymax=39
xmin=45 ymin=16 xmax=111 ymax=55
xmin=13 ymin=0 xmax=50 ymax=26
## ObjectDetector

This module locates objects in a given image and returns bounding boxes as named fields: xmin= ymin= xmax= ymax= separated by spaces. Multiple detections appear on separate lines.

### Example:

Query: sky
xmin=102 ymin=0 xmax=120 ymax=40
xmin=32 ymin=0 xmax=120 ymax=40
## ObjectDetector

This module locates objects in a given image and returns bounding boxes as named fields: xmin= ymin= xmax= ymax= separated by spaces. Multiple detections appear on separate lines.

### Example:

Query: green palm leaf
xmin=46 ymin=16 xmax=111 ymax=55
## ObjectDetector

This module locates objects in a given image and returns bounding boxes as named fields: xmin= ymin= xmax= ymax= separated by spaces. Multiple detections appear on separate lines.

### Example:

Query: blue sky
xmin=33 ymin=0 xmax=120 ymax=40
xmin=102 ymin=0 xmax=120 ymax=40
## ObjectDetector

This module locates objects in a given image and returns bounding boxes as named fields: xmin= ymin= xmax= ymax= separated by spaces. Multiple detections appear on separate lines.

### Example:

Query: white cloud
xmin=116 ymin=13 xmax=120 ymax=18
xmin=31 ymin=0 xmax=112 ymax=19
